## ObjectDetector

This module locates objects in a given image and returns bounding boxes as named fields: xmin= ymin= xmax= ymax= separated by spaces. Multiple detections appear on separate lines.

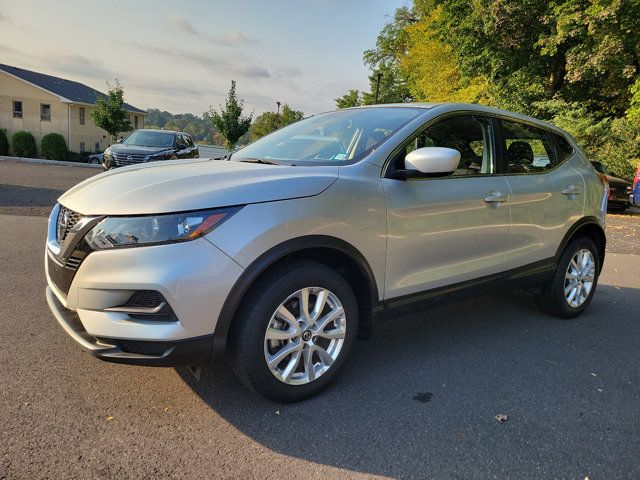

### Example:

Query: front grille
xmin=113 ymin=152 xmax=147 ymax=166
xmin=57 ymin=206 xmax=82 ymax=242
xmin=117 ymin=340 xmax=173 ymax=356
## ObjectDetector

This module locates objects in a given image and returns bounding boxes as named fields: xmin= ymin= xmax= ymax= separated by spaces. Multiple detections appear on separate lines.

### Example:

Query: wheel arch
xmin=555 ymin=217 xmax=606 ymax=272
xmin=210 ymin=235 xmax=380 ymax=360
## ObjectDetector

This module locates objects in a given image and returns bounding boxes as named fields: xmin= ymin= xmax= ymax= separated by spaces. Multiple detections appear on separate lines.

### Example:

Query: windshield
xmin=233 ymin=107 xmax=424 ymax=165
xmin=123 ymin=131 xmax=175 ymax=148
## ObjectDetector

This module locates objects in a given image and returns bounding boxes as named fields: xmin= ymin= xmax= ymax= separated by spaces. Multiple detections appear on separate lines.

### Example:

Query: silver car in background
xmin=45 ymin=104 xmax=607 ymax=402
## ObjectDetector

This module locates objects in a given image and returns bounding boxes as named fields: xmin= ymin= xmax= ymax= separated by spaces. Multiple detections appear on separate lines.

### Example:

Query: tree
xmin=335 ymin=89 xmax=363 ymax=109
xmin=90 ymin=80 xmax=133 ymax=142
xmin=400 ymin=5 xmax=491 ymax=104
xmin=361 ymin=6 xmax=415 ymax=104
xmin=210 ymin=80 xmax=252 ymax=149
xmin=249 ymin=104 xmax=304 ymax=142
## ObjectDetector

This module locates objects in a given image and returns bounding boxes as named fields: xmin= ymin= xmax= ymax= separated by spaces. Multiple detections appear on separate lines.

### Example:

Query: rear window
xmin=500 ymin=120 xmax=559 ymax=174
xmin=554 ymin=133 xmax=574 ymax=163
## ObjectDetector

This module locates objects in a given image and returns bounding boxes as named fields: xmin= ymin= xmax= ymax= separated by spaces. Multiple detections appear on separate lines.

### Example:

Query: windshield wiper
xmin=238 ymin=158 xmax=280 ymax=165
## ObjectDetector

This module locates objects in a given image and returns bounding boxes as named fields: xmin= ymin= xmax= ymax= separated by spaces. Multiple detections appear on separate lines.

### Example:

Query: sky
xmin=0 ymin=0 xmax=406 ymax=116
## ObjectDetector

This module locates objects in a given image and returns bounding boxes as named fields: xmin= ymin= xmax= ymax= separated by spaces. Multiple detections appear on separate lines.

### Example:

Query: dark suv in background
xmin=591 ymin=161 xmax=633 ymax=212
xmin=103 ymin=129 xmax=199 ymax=170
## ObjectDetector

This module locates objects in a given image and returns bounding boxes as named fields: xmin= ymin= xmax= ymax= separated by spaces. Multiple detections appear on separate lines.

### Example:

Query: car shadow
xmin=176 ymin=284 xmax=640 ymax=478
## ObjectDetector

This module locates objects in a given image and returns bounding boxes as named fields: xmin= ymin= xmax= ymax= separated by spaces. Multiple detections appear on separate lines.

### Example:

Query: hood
xmin=109 ymin=144 xmax=174 ymax=155
xmin=59 ymin=158 xmax=339 ymax=215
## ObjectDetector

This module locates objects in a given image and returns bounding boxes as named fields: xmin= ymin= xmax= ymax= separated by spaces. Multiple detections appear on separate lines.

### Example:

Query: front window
xmin=232 ymin=107 xmax=424 ymax=165
xmin=122 ymin=130 xmax=175 ymax=148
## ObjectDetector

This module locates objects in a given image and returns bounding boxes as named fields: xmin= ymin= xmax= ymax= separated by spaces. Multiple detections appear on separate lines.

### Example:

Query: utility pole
xmin=276 ymin=101 xmax=281 ymax=115
xmin=374 ymin=73 xmax=383 ymax=104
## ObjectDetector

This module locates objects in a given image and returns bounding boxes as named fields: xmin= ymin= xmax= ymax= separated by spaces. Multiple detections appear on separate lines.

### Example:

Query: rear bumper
xmin=46 ymin=286 xmax=213 ymax=366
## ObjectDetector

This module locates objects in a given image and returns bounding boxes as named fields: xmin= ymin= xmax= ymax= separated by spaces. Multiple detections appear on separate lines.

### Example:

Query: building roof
xmin=0 ymin=63 xmax=146 ymax=114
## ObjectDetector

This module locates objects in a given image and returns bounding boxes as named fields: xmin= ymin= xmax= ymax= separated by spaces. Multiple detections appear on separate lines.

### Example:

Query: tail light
xmin=633 ymin=165 xmax=640 ymax=191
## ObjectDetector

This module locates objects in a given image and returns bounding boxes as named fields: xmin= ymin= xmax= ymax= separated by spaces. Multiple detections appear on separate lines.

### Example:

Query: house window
xmin=94 ymin=142 xmax=100 ymax=152
xmin=12 ymin=100 xmax=23 ymax=118
xmin=40 ymin=104 xmax=51 ymax=121
xmin=134 ymin=115 xmax=139 ymax=129
xmin=80 ymin=142 xmax=85 ymax=153
xmin=79 ymin=107 xmax=85 ymax=125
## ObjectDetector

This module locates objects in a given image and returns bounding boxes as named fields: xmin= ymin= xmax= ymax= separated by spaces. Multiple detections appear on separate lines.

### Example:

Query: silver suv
xmin=45 ymin=104 xmax=607 ymax=402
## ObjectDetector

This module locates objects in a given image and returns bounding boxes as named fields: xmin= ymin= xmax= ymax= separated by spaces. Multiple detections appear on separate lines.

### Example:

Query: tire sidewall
xmin=231 ymin=261 xmax=358 ymax=402
xmin=551 ymin=237 xmax=600 ymax=318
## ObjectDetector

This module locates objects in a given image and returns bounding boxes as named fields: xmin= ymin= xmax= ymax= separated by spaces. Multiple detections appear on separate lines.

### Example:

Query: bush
xmin=0 ymin=129 xmax=9 ymax=155
xmin=41 ymin=133 xmax=68 ymax=160
xmin=11 ymin=131 xmax=37 ymax=158
xmin=64 ymin=151 xmax=84 ymax=162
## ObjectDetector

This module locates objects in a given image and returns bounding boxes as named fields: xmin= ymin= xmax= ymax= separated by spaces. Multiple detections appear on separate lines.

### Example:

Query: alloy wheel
xmin=564 ymin=248 xmax=596 ymax=308
xmin=263 ymin=287 xmax=346 ymax=385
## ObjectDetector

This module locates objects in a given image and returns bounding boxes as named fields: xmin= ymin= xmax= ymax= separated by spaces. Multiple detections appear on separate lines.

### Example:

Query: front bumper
xmin=45 ymin=204 xmax=244 ymax=365
xmin=46 ymin=286 xmax=213 ymax=365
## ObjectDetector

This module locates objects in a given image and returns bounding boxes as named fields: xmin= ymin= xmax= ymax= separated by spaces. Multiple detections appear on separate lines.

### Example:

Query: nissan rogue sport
xmin=45 ymin=104 xmax=608 ymax=402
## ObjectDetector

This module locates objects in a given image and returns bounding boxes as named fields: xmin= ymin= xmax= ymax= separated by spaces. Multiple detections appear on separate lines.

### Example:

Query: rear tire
xmin=229 ymin=260 xmax=358 ymax=402
xmin=536 ymin=236 xmax=600 ymax=319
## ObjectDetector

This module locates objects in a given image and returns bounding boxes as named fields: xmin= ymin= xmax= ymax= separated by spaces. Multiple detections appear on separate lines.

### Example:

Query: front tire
xmin=229 ymin=260 xmax=358 ymax=402
xmin=537 ymin=237 xmax=600 ymax=318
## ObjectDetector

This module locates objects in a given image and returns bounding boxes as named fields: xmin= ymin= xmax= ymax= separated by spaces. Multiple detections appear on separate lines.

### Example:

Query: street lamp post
xmin=276 ymin=101 xmax=281 ymax=115
xmin=374 ymin=73 xmax=383 ymax=104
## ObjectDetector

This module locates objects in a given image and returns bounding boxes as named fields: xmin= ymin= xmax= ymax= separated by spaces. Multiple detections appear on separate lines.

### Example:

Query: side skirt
xmin=377 ymin=258 xmax=555 ymax=320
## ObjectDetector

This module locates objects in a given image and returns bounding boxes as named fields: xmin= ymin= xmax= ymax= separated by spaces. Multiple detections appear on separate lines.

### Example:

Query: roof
xmin=350 ymin=102 xmax=567 ymax=136
xmin=0 ymin=63 xmax=146 ymax=114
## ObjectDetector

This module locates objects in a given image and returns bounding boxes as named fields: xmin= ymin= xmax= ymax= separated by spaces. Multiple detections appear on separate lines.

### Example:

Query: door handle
xmin=561 ymin=185 xmax=582 ymax=195
xmin=484 ymin=191 xmax=510 ymax=204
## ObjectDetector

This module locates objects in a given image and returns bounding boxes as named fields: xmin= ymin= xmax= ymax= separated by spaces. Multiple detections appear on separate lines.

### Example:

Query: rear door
xmin=383 ymin=114 xmax=511 ymax=299
xmin=498 ymin=118 xmax=584 ymax=270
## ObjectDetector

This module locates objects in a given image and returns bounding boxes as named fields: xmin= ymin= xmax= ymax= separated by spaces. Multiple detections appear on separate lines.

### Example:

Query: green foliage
xmin=593 ymin=117 xmax=640 ymax=180
xmin=90 ymin=80 xmax=133 ymax=141
xmin=41 ymin=133 xmax=67 ymax=160
xmin=145 ymin=109 xmax=220 ymax=144
xmin=341 ymin=0 xmax=640 ymax=181
xmin=249 ymin=105 xmax=304 ymax=142
xmin=11 ymin=131 xmax=37 ymax=158
xmin=210 ymin=80 xmax=252 ymax=149
xmin=64 ymin=151 xmax=84 ymax=162
xmin=335 ymin=90 xmax=363 ymax=109
xmin=627 ymin=78 xmax=640 ymax=122
xmin=0 ymin=128 xmax=8 ymax=155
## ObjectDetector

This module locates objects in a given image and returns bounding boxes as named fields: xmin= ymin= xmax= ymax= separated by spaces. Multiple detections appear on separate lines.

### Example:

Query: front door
xmin=382 ymin=114 xmax=511 ymax=299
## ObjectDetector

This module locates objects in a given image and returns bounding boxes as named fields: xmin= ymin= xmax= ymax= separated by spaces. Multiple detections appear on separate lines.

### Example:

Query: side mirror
xmin=177 ymin=143 xmax=187 ymax=150
xmin=116 ymin=138 xmax=123 ymax=143
xmin=403 ymin=147 xmax=461 ymax=177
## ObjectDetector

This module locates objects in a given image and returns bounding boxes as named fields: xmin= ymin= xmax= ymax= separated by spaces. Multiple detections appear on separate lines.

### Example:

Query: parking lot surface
xmin=1 ymin=160 xmax=639 ymax=479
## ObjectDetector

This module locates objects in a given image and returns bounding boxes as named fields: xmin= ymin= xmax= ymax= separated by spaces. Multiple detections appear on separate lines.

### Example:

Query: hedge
xmin=0 ymin=129 xmax=9 ymax=155
xmin=41 ymin=133 xmax=68 ymax=160
xmin=11 ymin=131 xmax=37 ymax=158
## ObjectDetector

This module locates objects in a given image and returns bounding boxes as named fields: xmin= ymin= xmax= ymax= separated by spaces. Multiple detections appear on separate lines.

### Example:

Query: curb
xmin=0 ymin=156 xmax=102 ymax=169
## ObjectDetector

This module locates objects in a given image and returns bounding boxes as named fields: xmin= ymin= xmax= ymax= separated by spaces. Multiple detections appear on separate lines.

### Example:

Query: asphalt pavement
xmin=1 ymin=160 xmax=639 ymax=479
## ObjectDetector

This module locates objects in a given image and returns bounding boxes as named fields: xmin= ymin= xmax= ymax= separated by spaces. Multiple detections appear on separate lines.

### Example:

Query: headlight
xmin=103 ymin=148 xmax=112 ymax=159
xmin=150 ymin=151 xmax=173 ymax=160
xmin=84 ymin=207 xmax=241 ymax=249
